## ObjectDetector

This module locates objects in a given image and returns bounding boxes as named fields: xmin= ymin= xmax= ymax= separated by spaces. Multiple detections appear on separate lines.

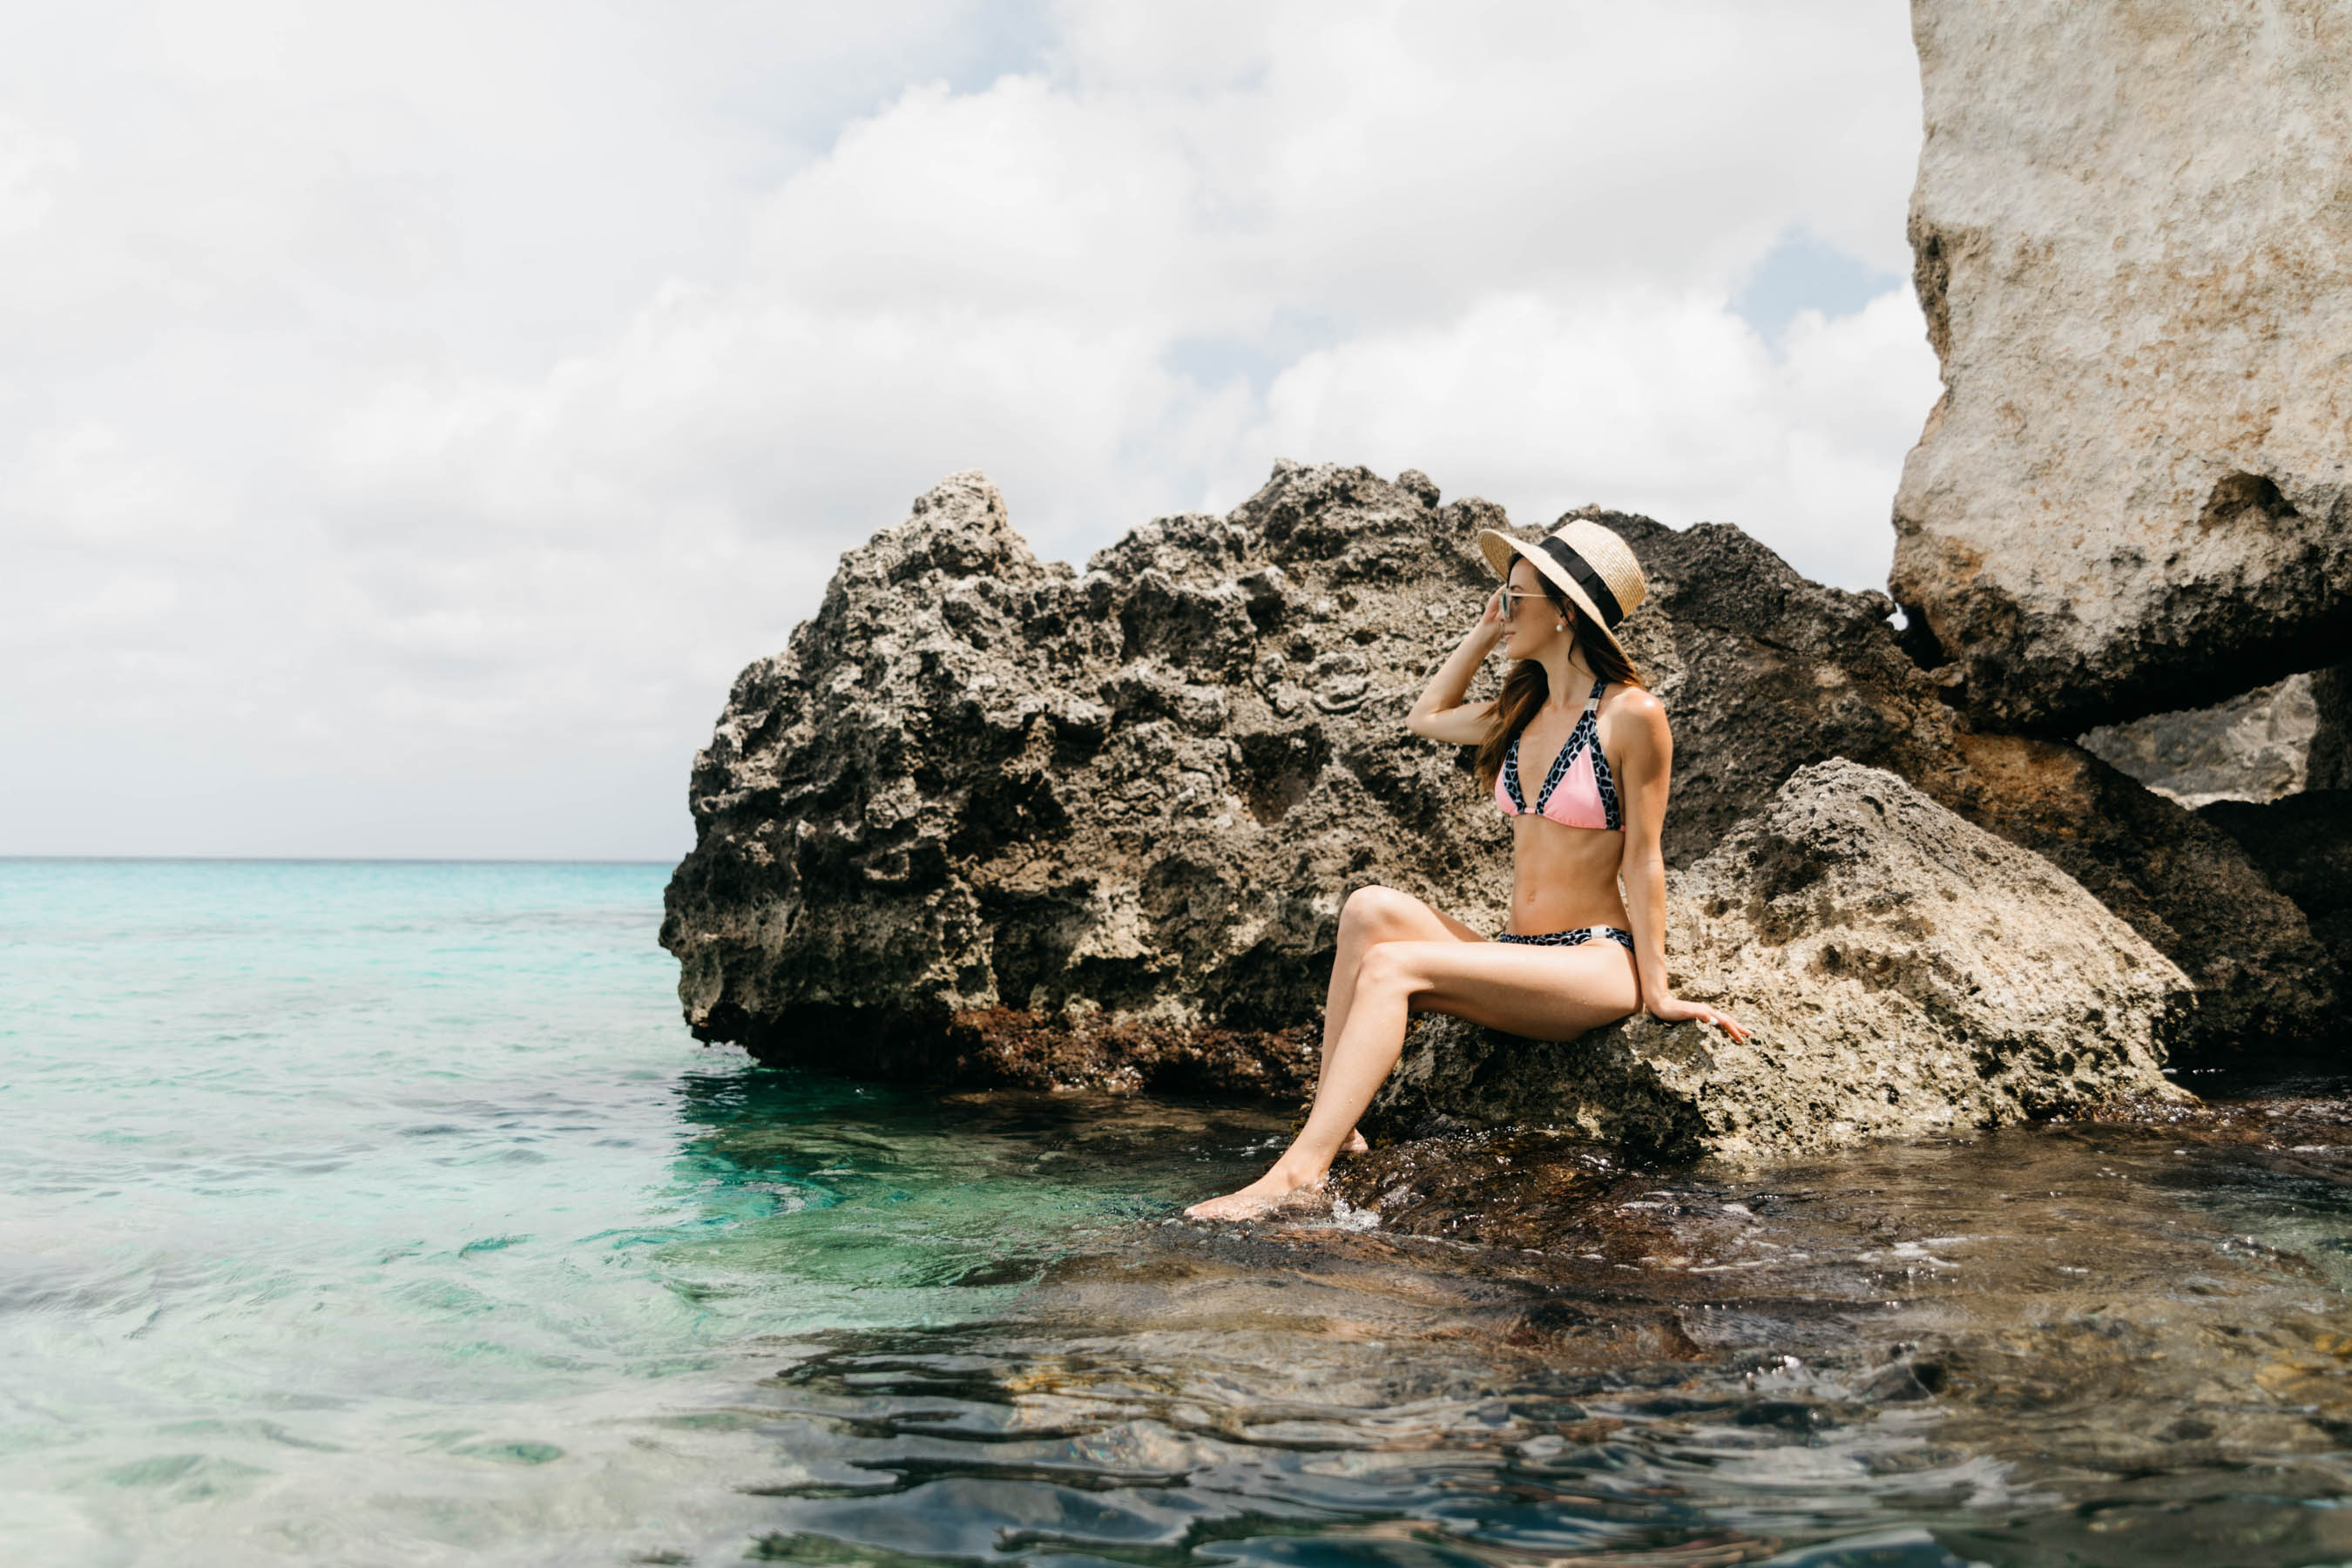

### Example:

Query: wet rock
xmin=1365 ymin=760 xmax=2191 ymax=1160
xmin=1891 ymin=1 xmax=2352 ymax=735
xmin=2078 ymin=673 xmax=2322 ymax=808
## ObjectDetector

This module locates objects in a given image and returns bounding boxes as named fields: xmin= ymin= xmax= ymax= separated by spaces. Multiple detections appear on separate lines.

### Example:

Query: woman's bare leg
xmin=1315 ymin=888 xmax=1485 ymax=1154
xmin=1186 ymin=939 xmax=1638 ymax=1220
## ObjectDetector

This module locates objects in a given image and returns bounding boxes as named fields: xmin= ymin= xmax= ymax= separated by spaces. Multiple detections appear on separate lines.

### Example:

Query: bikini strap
xmin=1583 ymin=677 xmax=1605 ymax=713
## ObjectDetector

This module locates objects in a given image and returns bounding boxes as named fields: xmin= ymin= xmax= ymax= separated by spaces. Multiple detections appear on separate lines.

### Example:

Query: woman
xmin=1184 ymin=517 xmax=1748 ymax=1222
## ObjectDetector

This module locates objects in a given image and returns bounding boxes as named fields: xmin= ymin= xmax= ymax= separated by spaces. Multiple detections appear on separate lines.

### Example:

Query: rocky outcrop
xmin=1364 ymin=761 xmax=2190 ymax=1160
xmin=661 ymin=464 xmax=2335 ymax=1094
xmin=1892 ymin=0 xmax=2352 ymax=736
xmin=661 ymin=464 xmax=1514 ymax=1088
xmin=1597 ymin=510 xmax=2336 ymax=1051
xmin=2078 ymin=674 xmax=2321 ymax=808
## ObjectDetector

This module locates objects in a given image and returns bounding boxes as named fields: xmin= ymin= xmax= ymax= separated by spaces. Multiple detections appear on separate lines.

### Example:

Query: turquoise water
xmin=4 ymin=860 xmax=2349 ymax=1567
xmin=0 ymin=861 xmax=1277 ymax=1563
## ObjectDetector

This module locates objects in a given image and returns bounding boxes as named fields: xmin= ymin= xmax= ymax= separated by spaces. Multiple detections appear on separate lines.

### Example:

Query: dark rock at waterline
xmin=660 ymin=463 xmax=2331 ymax=1113
xmin=1363 ymin=761 xmax=2188 ymax=1160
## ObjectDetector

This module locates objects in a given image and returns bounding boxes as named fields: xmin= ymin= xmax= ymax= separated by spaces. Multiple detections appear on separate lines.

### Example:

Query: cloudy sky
xmin=1 ymin=0 xmax=1939 ymax=861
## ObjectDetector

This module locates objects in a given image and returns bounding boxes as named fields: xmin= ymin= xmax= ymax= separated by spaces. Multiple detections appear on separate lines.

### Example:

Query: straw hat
xmin=1477 ymin=517 xmax=1648 ymax=665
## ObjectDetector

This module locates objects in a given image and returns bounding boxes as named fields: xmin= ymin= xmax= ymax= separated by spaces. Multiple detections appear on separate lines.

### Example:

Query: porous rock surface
xmin=660 ymin=464 xmax=2333 ymax=1100
xmin=1364 ymin=760 xmax=2191 ymax=1161
xmin=1893 ymin=0 xmax=2352 ymax=735
xmin=661 ymin=464 xmax=1509 ymax=1096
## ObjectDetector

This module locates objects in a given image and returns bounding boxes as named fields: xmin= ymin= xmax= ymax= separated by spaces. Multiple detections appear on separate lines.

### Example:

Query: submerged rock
xmin=1365 ymin=761 xmax=2191 ymax=1160
xmin=1891 ymin=0 xmax=2352 ymax=735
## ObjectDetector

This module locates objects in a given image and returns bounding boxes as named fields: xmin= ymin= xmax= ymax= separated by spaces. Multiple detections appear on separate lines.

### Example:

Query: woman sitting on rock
xmin=1185 ymin=517 xmax=1748 ymax=1221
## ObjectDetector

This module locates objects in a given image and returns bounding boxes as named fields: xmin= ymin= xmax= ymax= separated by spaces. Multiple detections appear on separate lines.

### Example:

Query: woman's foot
xmin=1341 ymin=1129 xmax=1369 ymax=1157
xmin=1183 ymin=1165 xmax=1327 ymax=1221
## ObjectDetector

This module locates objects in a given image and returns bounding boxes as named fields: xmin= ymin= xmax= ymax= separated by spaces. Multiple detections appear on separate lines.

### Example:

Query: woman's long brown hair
xmin=1472 ymin=572 xmax=1646 ymax=798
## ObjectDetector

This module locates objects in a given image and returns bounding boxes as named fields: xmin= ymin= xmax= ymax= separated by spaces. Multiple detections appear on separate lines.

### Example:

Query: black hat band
xmin=1537 ymin=536 xmax=1625 ymax=628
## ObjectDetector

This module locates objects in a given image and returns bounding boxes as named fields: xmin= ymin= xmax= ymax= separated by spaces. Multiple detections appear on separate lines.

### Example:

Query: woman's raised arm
xmin=1403 ymin=589 xmax=1506 ymax=744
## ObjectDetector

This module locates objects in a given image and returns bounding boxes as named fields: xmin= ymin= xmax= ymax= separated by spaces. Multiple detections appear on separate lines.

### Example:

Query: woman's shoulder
xmin=1597 ymin=682 xmax=1668 ymax=740
xmin=1598 ymin=681 xmax=1665 ymax=719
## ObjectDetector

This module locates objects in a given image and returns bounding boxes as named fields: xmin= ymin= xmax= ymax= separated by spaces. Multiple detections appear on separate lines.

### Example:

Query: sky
xmin=0 ymin=0 xmax=1940 ymax=861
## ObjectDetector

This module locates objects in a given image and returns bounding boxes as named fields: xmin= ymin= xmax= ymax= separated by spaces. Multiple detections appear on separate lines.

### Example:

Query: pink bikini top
xmin=1494 ymin=679 xmax=1623 ymax=832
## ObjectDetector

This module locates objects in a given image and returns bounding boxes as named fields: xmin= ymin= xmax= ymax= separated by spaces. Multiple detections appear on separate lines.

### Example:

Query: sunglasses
xmin=1495 ymin=588 xmax=1549 ymax=621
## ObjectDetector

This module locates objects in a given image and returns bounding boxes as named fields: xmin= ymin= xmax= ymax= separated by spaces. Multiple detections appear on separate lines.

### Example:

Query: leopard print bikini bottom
xmin=1491 ymin=925 xmax=1634 ymax=952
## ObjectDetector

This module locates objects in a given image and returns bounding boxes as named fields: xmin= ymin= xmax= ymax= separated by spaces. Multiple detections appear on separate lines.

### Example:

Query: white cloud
xmin=0 ymin=0 xmax=1936 ymax=858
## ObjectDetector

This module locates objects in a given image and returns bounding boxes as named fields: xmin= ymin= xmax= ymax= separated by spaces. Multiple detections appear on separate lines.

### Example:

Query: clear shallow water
xmin=3 ymin=860 xmax=2348 ymax=1567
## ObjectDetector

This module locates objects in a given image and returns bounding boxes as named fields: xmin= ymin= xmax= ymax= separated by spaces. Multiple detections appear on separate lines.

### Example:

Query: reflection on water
xmin=639 ymin=1079 xmax=2352 ymax=1568
xmin=3 ymin=861 xmax=2348 ymax=1567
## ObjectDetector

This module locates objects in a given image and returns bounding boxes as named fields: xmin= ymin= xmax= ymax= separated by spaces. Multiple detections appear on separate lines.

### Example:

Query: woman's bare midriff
xmin=1501 ymin=816 xmax=1629 ymax=936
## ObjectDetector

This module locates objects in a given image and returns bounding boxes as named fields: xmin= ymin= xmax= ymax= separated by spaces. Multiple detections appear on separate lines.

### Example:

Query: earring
xmin=1554 ymin=622 xmax=1565 ymax=631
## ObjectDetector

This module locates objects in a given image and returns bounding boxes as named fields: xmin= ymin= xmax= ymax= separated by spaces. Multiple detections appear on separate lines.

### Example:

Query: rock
xmin=1594 ymin=508 xmax=2338 ymax=1053
xmin=2309 ymin=666 xmax=2352 ymax=793
xmin=660 ymin=463 xmax=1516 ymax=1092
xmin=2078 ymin=675 xmax=2321 ymax=808
xmin=661 ymin=467 xmax=2335 ymax=1093
xmin=1364 ymin=760 xmax=2192 ymax=1161
xmin=1891 ymin=0 xmax=2352 ymax=736
xmin=2199 ymin=792 xmax=2352 ymax=991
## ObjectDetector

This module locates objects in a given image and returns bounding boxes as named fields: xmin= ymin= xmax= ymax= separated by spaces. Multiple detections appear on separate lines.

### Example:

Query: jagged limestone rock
xmin=660 ymin=465 xmax=1514 ymax=1092
xmin=1892 ymin=0 xmax=2352 ymax=736
xmin=661 ymin=466 xmax=2335 ymax=1093
xmin=1367 ymin=761 xmax=2192 ymax=1160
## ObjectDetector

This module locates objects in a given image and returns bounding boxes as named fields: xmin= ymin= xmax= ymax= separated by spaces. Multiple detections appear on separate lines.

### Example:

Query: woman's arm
xmin=1612 ymin=693 xmax=1750 ymax=1042
xmin=1403 ymin=589 xmax=1506 ymax=744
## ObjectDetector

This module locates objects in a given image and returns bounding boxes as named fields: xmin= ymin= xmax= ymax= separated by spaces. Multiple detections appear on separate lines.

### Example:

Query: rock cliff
xmin=661 ymin=463 xmax=2333 ymax=1110
xmin=1892 ymin=0 xmax=2352 ymax=735
xmin=1365 ymin=760 xmax=2190 ymax=1160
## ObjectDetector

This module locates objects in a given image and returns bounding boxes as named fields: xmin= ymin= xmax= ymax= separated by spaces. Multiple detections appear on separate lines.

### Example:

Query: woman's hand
xmin=1646 ymin=993 xmax=1751 ymax=1043
xmin=1472 ymin=586 xmax=1509 ymax=644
